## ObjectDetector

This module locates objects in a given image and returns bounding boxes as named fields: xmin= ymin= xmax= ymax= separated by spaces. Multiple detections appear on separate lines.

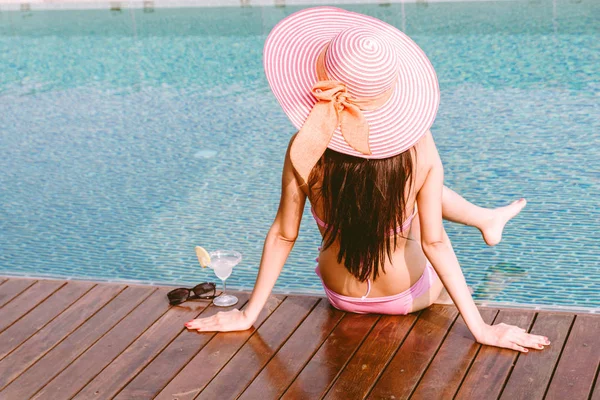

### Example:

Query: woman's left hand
xmin=185 ymin=309 xmax=254 ymax=332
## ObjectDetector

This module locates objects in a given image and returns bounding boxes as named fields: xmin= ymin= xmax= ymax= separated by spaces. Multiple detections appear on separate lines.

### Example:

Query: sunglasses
xmin=167 ymin=282 xmax=219 ymax=306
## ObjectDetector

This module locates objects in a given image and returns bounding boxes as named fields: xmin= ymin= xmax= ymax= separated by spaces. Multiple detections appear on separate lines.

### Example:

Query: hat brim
xmin=264 ymin=6 xmax=440 ymax=159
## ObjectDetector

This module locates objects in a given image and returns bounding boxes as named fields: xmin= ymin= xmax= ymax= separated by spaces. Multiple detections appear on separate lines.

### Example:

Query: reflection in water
xmin=473 ymin=263 xmax=528 ymax=301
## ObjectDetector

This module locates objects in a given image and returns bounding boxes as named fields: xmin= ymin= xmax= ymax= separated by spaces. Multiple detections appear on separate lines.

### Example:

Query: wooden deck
xmin=0 ymin=276 xmax=598 ymax=400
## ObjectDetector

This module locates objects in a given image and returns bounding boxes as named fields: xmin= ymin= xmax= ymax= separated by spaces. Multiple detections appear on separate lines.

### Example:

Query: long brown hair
xmin=308 ymin=148 xmax=415 ymax=282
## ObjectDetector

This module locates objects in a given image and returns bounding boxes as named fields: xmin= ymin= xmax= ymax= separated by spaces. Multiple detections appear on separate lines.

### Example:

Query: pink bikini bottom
xmin=315 ymin=261 xmax=438 ymax=315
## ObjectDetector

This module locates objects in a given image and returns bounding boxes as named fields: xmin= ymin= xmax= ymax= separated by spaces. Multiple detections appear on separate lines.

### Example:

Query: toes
xmin=508 ymin=198 xmax=527 ymax=215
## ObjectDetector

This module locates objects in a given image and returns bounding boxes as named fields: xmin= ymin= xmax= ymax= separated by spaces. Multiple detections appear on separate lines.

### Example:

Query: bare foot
xmin=433 ymin=286 xmax=474 ymax=305
xmin=479 ymin=198 xmax=527 ymax=246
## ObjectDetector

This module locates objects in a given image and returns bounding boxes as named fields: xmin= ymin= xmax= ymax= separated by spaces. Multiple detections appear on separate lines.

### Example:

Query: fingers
xmin=509 ymin=330 xmax=551 ymax=352
xmin=185 ymin=312 xmax=222 ymax=331
xmin=185 ymin=316 xmax=212 ymax=331
xmin=484 ymin=323 xmax=551 ymax=353
xmin=184 ymin=310 xmax=247 ymax=332
xmin=509 ymin=342 xmax=528 ymax=353
xmin=524 ymin=333 xmax=551 ymax=348
xmin=502 ymin=325 xmax=551 ymax=352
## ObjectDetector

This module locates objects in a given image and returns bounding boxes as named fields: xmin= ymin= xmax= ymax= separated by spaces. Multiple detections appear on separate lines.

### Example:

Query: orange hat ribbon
xmin=290 ymin=43 xmax=396 ymax=187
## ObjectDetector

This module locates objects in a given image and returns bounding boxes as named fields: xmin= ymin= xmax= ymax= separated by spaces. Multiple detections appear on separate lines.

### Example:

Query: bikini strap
xmin=311 ymin=206 xmax=328 ymax=229
xmin=313 ymin=205 xmax=417 ymax=234
xmin=394 ymin=205 xmax=418 ymax=234
xmin=362 ymin=278 xmax=372 ymax=300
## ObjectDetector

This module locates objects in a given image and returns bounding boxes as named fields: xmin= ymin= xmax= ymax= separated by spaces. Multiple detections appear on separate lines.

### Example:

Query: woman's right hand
xmin=185 ymin=308 xmax=255 ymax=332
xmin=475 ymin=322 xmax=551 ymax=352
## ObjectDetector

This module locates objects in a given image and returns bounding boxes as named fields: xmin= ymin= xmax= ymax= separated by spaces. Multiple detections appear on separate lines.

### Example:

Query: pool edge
xmin=2 ymin=271 xmax=597 ymax=314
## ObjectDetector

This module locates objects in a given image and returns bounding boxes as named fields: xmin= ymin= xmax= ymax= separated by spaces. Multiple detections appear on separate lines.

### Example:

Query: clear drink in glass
xmin=209 ymin=250 xmax=241 ymax=307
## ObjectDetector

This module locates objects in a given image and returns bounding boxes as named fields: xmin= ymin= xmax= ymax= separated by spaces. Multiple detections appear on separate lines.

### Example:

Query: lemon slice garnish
xmin=195 ymin=246 xmax=211 ymax=268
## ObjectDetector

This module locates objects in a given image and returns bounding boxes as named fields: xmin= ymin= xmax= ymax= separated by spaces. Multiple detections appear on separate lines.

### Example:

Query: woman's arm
xmin=416 ymin=132 xmax=486 ymax=338
xmin=243 ymin=136 xmax=307 ymax=321
xmin=417 ymin=132 xmax=549 ymax=352
xmin=186 ymin=136 xmax=306 ymax=332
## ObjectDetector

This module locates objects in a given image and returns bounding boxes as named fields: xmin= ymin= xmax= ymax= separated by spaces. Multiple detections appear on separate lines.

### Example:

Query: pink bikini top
xmin=310 ymin=206 xmax=418 ymax=236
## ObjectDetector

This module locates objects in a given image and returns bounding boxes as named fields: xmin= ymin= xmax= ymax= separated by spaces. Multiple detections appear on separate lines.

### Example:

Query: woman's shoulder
xmin=414 ymin=129 xmax=434 ymax=152
xmin=282 ymin=132 xmax=300 ymax=165
xmin=410 ymin=130 xmax=441 ymax=194
xmin=413 ymin=130 xmax=439 ymax=168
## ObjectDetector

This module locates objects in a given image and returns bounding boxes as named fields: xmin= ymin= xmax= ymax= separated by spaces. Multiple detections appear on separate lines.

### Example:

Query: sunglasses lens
xmin=192 ymin=283 xmax=215 ymax=297
xmin=167 ymin=288 xmax=190 ymax=305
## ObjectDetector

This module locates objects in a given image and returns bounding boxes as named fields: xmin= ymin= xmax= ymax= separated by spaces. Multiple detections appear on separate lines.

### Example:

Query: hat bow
xmin=290 ymin=45 xmax=396 ymax=187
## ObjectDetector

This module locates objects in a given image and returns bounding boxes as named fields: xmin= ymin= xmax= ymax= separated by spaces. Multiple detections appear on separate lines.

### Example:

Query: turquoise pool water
xmin=1 ymin=1 xmax=599 ymax=309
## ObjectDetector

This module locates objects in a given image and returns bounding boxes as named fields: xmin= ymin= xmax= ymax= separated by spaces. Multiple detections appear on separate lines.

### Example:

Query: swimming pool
xmin=1 ymin=0 xmax=599 ymax=309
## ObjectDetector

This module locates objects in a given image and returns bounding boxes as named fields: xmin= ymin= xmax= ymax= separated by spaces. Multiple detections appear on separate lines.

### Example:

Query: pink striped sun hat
xmin=263 ymin=6 xmax=440 ymax=186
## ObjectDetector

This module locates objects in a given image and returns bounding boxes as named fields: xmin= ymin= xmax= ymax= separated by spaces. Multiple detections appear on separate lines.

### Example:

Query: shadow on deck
xmin=0 ymin=276 xmax=598 ymax=399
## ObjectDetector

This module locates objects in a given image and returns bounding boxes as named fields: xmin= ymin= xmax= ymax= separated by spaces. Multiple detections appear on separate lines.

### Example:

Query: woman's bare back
xmin=308 ymin=132 xmax=435 ymax=298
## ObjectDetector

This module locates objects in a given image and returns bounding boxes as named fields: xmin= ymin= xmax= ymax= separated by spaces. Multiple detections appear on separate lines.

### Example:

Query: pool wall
xmin=0 ymin=0 xmax=523 ymax=11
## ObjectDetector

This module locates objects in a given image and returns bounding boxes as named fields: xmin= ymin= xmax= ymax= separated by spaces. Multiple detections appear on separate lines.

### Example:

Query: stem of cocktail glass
xmin=222 ymin=278 xmax=227 ymax=295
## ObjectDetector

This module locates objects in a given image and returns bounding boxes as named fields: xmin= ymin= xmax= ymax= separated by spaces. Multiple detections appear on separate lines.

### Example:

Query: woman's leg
xmin=441 ymin=186 xmax=526 ymax=246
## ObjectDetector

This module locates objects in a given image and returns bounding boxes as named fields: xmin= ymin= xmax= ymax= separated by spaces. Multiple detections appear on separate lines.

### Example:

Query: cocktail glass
xmin=208 ymin=250 xmax=241 ymax=307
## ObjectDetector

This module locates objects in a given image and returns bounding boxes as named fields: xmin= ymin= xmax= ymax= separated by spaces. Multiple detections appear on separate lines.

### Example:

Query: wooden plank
xmin=282 ymin=313 xmax=380 ymax=400
xmin=0 ymin=281 xmax=95 ymax=360
xmin=196 ymin=296 xmax=320 ymax=400
xmin=0 ymin=278 xmax=37 ymax=308
xmin=238 ymin=299 xmax=345 ymax=400
xmin=0 ymin=285 xmax=155 ymax=400
xmin=410 ymin=308 xmax=498 ymax=400
xmin=114 ymin=292 xmax=256 ymax=400
xmin=454 ymin=310 xmax=536 ymax=400
xmin=153 ymin=294 xmax=284 ymax=400
xmin=591 ymin=371 xmax=600 ymax=400
xmin=0 ymin=279 xmax=65 ymax=332
xmin=0 ymin=283 xmax=124 ymax=391
xmin=545 ymin=314 xmax=600 ymax=400
xmin=323 ymin=312 xmax=421 ymax=400
xmin=30 ymin=288 xmax=172 ymax=400
xmin=367 ymin=305 xmax=459 ymax=399
xmin=499 ymin=312 xmax=574 ymax=400
xmin=71 ymin=291 xmax=222 ymax=400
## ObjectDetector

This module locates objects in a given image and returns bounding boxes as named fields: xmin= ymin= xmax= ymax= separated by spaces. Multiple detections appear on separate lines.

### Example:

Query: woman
xmin=186 ymin=7 xmax=549 ymax=352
